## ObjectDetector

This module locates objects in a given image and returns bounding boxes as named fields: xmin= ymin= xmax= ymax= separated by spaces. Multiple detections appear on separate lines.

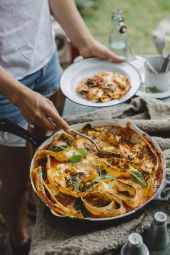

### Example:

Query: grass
xmin=81 ymin=0 xmax=170 ymax=54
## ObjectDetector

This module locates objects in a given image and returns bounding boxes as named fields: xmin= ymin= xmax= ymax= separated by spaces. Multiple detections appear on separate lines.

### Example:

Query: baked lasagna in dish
xmin=31 ymin=123 xmax=162 ymax=219
xmin=76 ymin=71 xmax=131 ymax=103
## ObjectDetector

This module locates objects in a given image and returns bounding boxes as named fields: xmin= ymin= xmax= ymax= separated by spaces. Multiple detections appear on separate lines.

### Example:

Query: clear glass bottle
xmin=109 ymin=9 xmax=128 ymax=57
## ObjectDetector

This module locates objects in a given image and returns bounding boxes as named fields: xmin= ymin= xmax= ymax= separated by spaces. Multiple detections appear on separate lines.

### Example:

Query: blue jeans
xmin=0 ymin=52 xmax=62 ymax=146
xmin=0 ymin=52 xmax=62 ymax=126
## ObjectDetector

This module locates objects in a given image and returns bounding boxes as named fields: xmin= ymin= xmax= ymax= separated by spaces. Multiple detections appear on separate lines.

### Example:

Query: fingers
xmin=105 ymin=49 xmax=125 ymax=63
xmin=20 ymin=91 xmax=70 ymax=132
xmin=47 ymin=106 xmax=71 ymax=133
xmin=31 ymin=101 xmax=70 ymax=133
xmin=41 ymin=98 xmax=70 ymax=133
xmin=38 ymin=115 xmax=58 ymax=131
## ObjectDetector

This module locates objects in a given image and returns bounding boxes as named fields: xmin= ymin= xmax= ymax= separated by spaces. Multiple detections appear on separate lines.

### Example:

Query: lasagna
xmin=76 ymin=71 xmax=131 ymax=103
xmin=31 ymin=123 xmax=162 ymax=219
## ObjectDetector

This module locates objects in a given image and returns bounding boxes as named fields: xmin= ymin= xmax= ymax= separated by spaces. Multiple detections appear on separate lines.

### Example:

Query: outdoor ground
xmin=0 ymin=216 xmax=13 ymax=255
xmin=80 ymin=0 xmax=170 ymax=55
xmin=0 ymin=212 xmax=35 ymax=255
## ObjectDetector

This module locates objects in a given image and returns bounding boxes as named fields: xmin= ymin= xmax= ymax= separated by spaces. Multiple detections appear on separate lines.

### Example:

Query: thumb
xmin=105 ymin=49 xmax=125 ymax=63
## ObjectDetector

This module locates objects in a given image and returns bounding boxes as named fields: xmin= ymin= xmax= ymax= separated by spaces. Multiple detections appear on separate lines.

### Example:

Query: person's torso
xmin=0 ymin=0 xmax=55 ymax=79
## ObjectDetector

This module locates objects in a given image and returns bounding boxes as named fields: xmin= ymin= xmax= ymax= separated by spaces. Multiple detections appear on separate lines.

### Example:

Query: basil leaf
xmin=84 ymin=183 xmax=94 ymax=190
xmin=65 ymin=177 xmax=71 ymax=186
xmin=100 ymin=169 xmax=107 ymax=176
xmin=72 ymin=176 xmax=80 ymax=192
xmin=96 ymin=167 xmax=107 ymax=176
xmin=69 ymin=154 xmax=82 ymax=163
xmin=48 ymin=143 xmax=69 ymax=152
xmin=78 ymin=148 xmax=89 ymax=156
xmin=65 ymin=174 xmax=80 ymax=192
xmin=84 ymin=171 xmax=113 ymax=190
xmin=94 ymin=173 xmax=113 ymax=183
xmin=131 ymin=171 xmax=147 ymax=187
xmin=104 ymin=173 xmax=114 ymax=179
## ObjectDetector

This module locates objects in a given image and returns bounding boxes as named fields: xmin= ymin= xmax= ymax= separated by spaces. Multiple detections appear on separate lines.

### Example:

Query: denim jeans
xmin=0 ymin=52 xmax=62 ymax=146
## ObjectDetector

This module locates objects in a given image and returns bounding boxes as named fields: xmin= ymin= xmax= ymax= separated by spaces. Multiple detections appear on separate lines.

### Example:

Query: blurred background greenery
xmin=75 ymin=0 xmax=170 ymax=55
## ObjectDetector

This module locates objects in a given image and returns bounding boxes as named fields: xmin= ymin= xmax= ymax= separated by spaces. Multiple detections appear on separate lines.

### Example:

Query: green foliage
xmin=81 ymin=0 xmax=170 ymax=54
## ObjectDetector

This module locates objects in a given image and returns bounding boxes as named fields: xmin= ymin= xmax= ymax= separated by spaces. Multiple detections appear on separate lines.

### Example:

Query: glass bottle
xmin=109 ymin=9 xmax=128 ymax=57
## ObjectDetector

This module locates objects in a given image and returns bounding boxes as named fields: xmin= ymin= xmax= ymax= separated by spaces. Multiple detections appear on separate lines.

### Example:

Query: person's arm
xmin=0 ymin=66 xmax=70 ymax=132
xmin=49 ymin=0 xmax=124 ymax=62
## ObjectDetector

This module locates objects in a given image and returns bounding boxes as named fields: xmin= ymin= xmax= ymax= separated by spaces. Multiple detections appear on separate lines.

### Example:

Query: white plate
xmin=131 ymin=58 xmax=170 ymax=99
xmin=60 ymin=58 xmax=142 ymax=107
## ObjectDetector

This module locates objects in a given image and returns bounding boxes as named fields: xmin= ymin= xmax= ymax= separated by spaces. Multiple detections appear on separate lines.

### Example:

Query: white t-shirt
xmin=0 ymin=0 xmax=55 ymax=80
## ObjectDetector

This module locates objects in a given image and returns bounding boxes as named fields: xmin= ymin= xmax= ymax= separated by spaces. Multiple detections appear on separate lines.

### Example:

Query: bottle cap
xmin=127 ymin=233 xmax=143 ymax=248
xmin=154 ymin=211 xmax=167 ymax=226
xmin=112 ymin=9 xmax=124 ymax=19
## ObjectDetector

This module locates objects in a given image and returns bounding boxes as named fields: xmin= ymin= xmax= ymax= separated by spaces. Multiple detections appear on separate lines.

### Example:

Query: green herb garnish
xmin=77 ymin=147 xmax=90 ymax=156
xmin=145 ymin=86 xmax=161 ymax=93
xmin=48 ymin=143 xmax=69 ymax=152
xmin=100 ymin=169 xmax=107 ymax=176
xmin=131 ymin=171 xmax=147 ymax=187
xmin=69 ymin=154 xmax=82 ymax=163
xmin=72 ymin=175 xmax=80 ymax=192
xmin=93 ymin=173 xmax=113 ymax=183
xmin=140 ymin=84 xmax=162 ymax=93
xmin=65 ymin=177 xmax=71 ymax=186
xmin=84 ymin=168 xmax=113 ymax=190
xmin=65 ymin=173 xmax=81 ymax=192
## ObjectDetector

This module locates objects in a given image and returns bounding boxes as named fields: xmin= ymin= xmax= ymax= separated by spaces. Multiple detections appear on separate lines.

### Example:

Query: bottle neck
xmin=112 ymin=17 xmax=127 ymax=34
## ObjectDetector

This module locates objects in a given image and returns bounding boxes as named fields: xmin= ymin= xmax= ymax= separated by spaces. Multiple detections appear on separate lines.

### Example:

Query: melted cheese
xmin=31 ymin=124 xmax=162 ymax=219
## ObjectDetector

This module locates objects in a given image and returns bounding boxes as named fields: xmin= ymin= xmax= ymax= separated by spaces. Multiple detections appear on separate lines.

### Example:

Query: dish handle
xmin=0 ymin=119 xmax=46 ymax=147
xmin=154 ymin=178 xmax=170 ymax=201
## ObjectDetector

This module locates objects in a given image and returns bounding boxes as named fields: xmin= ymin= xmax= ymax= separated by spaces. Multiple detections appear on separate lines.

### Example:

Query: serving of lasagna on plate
xmin=76 ymin=71 xmax=131 ymax=103
xmin=31 ymin=123 xmax=162 ymax=219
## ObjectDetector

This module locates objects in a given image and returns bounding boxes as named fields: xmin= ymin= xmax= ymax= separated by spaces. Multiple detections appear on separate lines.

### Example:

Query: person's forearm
xmin=49 ymin=0 xmax=94 ymax=51
xmin=0 ymin=66 xmax=30 ymax=106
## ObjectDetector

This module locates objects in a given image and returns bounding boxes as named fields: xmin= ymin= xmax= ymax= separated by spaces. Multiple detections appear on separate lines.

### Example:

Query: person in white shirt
xmin=0 ymin=1 xmax=124 ymax=254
